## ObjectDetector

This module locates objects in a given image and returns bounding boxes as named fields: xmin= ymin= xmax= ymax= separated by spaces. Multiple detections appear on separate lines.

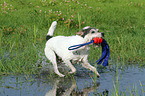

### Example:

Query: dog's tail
xmin=46 ymin=21 xmax=57 ymax=41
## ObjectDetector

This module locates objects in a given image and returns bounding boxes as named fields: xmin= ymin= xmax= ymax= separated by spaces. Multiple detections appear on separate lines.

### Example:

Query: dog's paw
xmin=69 ymin=71 xmax=76 ymax=74
xmin=95 ymin=71 xmax=100 ymax=77
xmin=58 ymin=74 xmax=65 ymax=77
xmin=93 ymin=69 xmax=100 ymax=77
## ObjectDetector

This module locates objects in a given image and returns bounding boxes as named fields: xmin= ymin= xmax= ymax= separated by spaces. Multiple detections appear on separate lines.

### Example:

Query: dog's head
xmin=76 ymin=26 xmax=104 ymax=42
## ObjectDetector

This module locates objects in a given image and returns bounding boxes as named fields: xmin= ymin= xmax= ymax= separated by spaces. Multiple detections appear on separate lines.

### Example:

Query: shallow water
xmin=0 ymin=63 xmax=145 ymax=96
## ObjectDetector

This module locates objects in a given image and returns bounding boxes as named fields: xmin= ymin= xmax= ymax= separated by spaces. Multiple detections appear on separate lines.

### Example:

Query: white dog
xmin=44 ymin=21 xmax=104 ymax=77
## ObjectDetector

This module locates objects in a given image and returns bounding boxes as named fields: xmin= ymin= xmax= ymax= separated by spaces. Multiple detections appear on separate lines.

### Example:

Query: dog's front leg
xmin=64 ymin=60 xmax=76 ymax=74
xmin=82 ymin=55 xmax=100 ymax=77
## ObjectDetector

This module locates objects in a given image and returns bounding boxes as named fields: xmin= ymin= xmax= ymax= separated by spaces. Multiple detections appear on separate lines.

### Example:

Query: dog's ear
xmin=76 ymin=26 xmax=90 ymax=36
xmin=76 ymin=31 xmax=84 ymax=36
xmin=82 ymin=26 xmax=90 ymax=30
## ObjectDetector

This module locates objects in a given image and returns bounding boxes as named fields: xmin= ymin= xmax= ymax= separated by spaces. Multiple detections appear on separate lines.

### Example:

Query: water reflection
xmin=45 ymin=78 xmax=75 ymax=96
xmin=45 ymin=77 xmax=100 ymax=96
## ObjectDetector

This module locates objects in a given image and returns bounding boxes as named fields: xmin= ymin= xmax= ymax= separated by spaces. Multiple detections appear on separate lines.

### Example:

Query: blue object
xmin=93 ymin=39 xmax=109 ymax=66
xmin=68 ymin=39 xmax=109 ymax=66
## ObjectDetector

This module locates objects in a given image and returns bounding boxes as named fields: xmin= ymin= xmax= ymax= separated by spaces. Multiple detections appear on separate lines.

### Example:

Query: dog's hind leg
xmin=82 ymin=55 xmax=100 ymax=77
xmin=45 ymin=48 xmax=65 ymax=77
xmin=63 ymin=60 xmax=76 ymax=74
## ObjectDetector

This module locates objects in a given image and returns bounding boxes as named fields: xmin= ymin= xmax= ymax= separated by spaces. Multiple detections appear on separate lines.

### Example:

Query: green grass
xmin=0 ymin=0 xmax=145 ymax=75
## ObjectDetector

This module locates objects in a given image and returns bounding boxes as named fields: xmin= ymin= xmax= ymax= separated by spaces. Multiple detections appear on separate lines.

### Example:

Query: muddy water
xmin=0 ymin=64 xmax=145 ymax=96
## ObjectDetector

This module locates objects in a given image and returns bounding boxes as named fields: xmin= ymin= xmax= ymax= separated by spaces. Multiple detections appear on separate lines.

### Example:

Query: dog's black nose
xmin=101 ymin=32 xmax=104 ymax=37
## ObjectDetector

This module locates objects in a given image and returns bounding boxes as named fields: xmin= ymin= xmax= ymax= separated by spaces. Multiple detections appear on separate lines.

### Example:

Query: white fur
xmin=44 ymin=21 xmax=103 ymax=77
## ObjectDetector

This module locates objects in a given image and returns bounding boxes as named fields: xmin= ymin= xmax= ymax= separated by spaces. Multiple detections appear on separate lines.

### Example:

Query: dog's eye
xmin=91 ymin=31 xmax=95 ymax=33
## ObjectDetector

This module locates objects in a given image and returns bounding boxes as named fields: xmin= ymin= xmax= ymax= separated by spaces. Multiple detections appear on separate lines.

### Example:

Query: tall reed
xmin=78 ymin=13 xmax=81 ymax=30
xmin=0 ymin=30 xmax=2 ymax=55
xmin=34 ymin=25 xmax=36 ymax=44
xmin=112 ymin=60 xmax=124 ymax=96
xmin=139 ymin=80 xmax=145 ymax=96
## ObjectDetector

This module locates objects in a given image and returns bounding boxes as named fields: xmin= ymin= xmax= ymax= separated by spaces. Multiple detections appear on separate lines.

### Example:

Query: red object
xmin=93 ymin=37 xmax=103 ymax=44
